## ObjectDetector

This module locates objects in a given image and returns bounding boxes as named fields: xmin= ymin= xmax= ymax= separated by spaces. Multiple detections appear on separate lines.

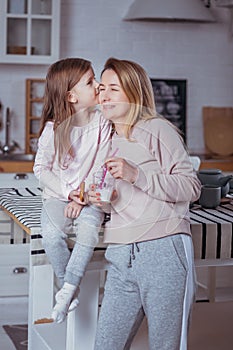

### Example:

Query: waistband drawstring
xmin=128 ymin=243 xmax=140 ymax=268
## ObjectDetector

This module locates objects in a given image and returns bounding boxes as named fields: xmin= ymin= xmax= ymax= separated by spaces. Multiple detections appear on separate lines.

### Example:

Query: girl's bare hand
xmin=64 ymin=201 xmax=83 ymax=218
xmin=105 ymin=157 xmax=138 ymax=184
xmin=68 ymin=189 xmax=88 ymax=204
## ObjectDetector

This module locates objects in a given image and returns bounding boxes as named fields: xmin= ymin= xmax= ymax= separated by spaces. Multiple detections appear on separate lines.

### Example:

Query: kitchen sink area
xmin=0 ymin=153 xmax=35 ymax=161
xmin=0 ymin=154 xmax=35 ymax=173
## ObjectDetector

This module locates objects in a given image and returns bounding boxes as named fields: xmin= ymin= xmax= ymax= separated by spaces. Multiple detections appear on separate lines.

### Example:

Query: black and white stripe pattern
xmin=190 ymin=203 xmax=233 ymax=260
xmin=0 ymin=188 xmax=233 ymax=264
xmin=0 ymin=187 xmax=42 ymax=229
xmin=0 ymin=188 xmax=107 ymax=265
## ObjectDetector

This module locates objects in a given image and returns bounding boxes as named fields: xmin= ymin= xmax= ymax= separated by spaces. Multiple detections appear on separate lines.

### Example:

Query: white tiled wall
xmin=0 ymin=0 xmax=232 ymax=153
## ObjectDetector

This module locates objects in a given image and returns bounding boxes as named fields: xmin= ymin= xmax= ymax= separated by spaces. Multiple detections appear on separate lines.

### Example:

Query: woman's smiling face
xmin=99 ymin=69 xmax=130 ymax=127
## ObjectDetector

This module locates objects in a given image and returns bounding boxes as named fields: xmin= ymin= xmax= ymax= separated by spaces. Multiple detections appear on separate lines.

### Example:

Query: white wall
xmin=0 ymin=0 xmax=233 ymax=153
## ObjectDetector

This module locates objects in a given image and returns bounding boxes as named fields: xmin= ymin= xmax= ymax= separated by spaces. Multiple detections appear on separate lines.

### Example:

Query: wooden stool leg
xmin=207 ymin=266 xmax=217 ymax=303
xmin=28 ymin=264 xmax=54 ymax=349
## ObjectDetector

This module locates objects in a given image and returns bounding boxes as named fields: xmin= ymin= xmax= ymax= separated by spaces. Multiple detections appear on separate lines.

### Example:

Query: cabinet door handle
xmin=13 ymin=267 xmax=28 ymax=274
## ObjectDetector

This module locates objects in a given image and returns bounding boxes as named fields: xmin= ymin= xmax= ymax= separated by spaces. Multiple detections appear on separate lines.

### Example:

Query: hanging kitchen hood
xmin=124 ymin=0 xmax=216 ymax=22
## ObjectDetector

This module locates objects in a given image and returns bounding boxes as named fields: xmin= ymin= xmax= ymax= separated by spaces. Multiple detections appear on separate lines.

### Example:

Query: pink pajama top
xmin=34 ymin=110 xmax=112 ymax=201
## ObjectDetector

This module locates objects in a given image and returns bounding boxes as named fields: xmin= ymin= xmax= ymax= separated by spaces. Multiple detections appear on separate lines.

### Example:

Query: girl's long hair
xmin=39 ymin=58 xmax=92 ymax=166
xmin=101 ymin=57 xmax=157 ymax=139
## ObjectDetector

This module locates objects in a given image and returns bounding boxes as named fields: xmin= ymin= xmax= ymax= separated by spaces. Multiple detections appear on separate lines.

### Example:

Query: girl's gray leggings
xmin=41 ymin=197 xmax=104 ymax=287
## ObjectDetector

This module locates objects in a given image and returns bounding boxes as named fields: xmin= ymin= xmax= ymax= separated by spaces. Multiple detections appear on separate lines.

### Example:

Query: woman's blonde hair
xmin=40 ymin=57 xmax=92 ymax=167
xmin=101 ymin=57 xmax=157 ymax=139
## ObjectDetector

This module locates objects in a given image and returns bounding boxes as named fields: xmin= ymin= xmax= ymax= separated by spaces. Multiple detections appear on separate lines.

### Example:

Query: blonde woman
xmin=89 ymin=58 xmax=201 ymax=350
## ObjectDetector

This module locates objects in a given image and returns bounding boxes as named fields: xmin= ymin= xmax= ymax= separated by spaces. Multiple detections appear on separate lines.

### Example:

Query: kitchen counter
xmin=0 ymin=186 xmax=108 ymax=350
xmin=0 ymin=172 xmax=38 ymax=188
xmin=0 ymin=174 xmax=39 ymax=298
xmin=192 ymin=154 xmax=233 ymax=172
xmin=2 ymin=187 xmax=231 ymax=263
xmin=0 ymin=174 xmax=39 ymax=245
xmin=0 ymin=186 xmax=233 ymax=349
xmin=0 ymin=160 xmax=34 ymax=173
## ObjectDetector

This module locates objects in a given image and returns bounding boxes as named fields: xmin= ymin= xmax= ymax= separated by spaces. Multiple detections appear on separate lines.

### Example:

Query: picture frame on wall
xmin=150 ymin=79 xmax=187 ymax=142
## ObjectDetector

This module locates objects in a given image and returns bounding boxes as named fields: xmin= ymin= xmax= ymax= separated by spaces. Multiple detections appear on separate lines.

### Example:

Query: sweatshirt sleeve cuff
xmin=134 ymin=167 xmax=148 ymax=191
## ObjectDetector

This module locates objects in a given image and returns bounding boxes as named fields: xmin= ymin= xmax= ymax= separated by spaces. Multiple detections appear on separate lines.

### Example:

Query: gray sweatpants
xmin=41 ymin=197 xmax=104 ymax=287
xmin=94 ymin=234 xmax=196 ymax=350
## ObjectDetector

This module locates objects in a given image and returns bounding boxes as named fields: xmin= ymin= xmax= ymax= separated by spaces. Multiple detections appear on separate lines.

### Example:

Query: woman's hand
xmin=88 ymin=185 xmax=117 ymax=212
xmin=64 ymin=200 xmax=83 ymax=218
xmin=105 ymin=157 xmax=138 ymax=184
xmin=88 ymin=185 xmax=103 ymax=207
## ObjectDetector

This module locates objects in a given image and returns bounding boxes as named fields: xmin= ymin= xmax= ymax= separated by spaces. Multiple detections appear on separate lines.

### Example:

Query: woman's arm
xmin=106 ymin=121 xmax=201 ymax=203
xmin=134 ymin=122 xmax=201 ymax=203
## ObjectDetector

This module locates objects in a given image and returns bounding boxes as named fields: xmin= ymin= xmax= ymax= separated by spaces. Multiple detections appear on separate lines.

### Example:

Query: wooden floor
xmin=1 ymin=289 xmax=233 ymax=350
xmin=0 ymin=296 xmax=28 ymax=350
xmin=131 ymin=287 xmax=233 ymax=350
xmin=188 ymin=300 xmax=233 ymax=350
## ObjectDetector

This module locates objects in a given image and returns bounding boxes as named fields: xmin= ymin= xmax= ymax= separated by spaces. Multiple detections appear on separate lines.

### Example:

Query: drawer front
xmin=0 ymin=210 xmax=11 ymax=220
xmin=0 ymin=222 xmax=11 ymax=232
xmin=0 ymin=265 xmax=29 ymax=296
xmin=0 ymin=244 xmax=29 ymax=296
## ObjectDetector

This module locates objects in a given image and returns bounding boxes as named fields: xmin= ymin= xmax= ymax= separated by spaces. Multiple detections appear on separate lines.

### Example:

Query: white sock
xmin=68 ymin=297 xmax=80 ymax=312
xmin=68 ymin=287 xmax=80 ymax=312
xmin=52 ymin=283 xmax=77 ymax=323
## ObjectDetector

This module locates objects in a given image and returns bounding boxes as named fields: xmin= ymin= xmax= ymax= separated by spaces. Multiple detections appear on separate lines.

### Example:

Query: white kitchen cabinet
xmin=0 ymin=243 xmax=29 ymax=297
xmin=0 ymin=173 xmax=38 ymax=297
xmin=0 ymin=0 xmax=60 ymax=64
xmin=0 ymin=209 xmax=29 ymax=297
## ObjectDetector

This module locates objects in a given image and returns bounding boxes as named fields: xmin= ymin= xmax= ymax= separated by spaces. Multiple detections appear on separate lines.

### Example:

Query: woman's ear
xmin=67 ymin=91 xmax=78 ymax=103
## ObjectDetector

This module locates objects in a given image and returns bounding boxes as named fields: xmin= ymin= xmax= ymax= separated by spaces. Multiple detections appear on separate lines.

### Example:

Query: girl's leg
xmin=64 ymin=205 xmax=104 ymax=286
xmin=94 ymin=245 xmax=144 ymax=350
xmin=53 ymin=205 xmax=104 ymax=323
xmin=41 ymin=198 xmax=72 ymax=287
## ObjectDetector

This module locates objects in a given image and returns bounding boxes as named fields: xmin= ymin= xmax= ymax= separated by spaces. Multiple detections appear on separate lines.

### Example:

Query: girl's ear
xmin=67 ymin=91 xmax=78 ymax=103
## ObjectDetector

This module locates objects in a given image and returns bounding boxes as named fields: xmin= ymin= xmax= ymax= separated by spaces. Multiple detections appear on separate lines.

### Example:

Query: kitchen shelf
xmin=0 ymin=0 xmax=60 ymax=64
xmin=26 ymin=78 xmax=45 ymax=154
xmin=200 ymin=157 xmax=233 ymax=172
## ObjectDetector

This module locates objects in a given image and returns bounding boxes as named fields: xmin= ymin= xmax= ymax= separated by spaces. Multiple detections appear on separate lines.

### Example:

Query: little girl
xmin=33 ymin=58 xmax=111 ymax=323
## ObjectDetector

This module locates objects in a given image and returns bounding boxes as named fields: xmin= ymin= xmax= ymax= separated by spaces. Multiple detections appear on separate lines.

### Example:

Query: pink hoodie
xmin=104 ymin=118 xmax=201 ymax=244
xmin=34 ymin=110 xmax=111 ymax=200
